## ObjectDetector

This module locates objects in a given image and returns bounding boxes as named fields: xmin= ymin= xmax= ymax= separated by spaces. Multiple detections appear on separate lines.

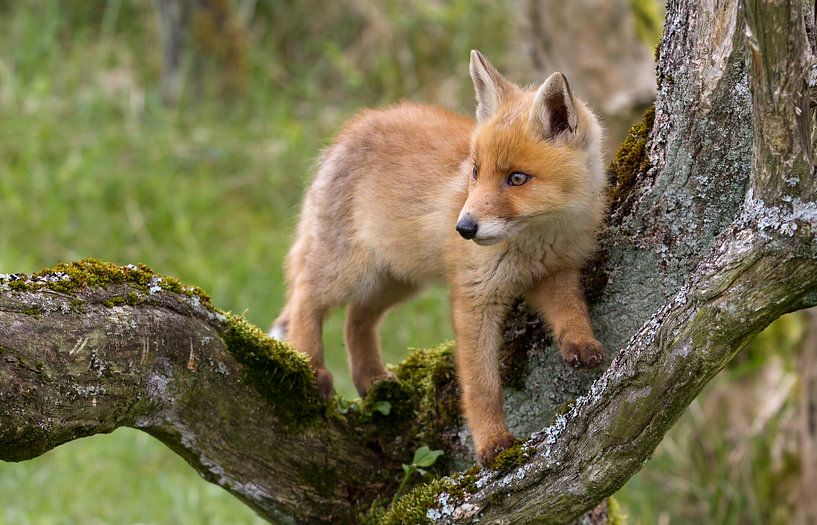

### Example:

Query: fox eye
xmin=507 ymin=171 xmax=531 ymax=186
xmin=472 ymin=165 xmax=478 ymax=180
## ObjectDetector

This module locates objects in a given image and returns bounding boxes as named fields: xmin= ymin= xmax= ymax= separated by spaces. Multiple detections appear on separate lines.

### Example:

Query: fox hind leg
xmin=281 ymin=280 xmax=334 ymax=400
xmin=345 ymin=279 xmax=416 ymax=397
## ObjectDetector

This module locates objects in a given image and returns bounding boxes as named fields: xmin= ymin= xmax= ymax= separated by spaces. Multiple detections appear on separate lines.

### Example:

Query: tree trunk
xmin=2 ymin=0 xmax=816 ymax=523
xmin=797 ymin=309 xmax=817 ymax=525
xmin=155 ymin=0 xmax=248 ymax=103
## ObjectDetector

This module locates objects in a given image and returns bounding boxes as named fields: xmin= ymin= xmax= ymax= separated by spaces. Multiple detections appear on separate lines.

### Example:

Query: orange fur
xmin=271 ymin=51 xmax=606 ymax=465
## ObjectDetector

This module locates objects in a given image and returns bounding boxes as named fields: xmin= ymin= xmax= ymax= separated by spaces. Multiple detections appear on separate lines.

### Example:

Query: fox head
xmin=456 ymin=50 xmax=605 ymax=246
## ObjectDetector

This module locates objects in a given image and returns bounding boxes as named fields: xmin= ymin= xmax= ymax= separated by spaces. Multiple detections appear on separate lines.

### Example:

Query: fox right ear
xmin=530 ymin=72 xmax=578 ymax=139
xmin=470 ymin=50 xmax=515 ymax=123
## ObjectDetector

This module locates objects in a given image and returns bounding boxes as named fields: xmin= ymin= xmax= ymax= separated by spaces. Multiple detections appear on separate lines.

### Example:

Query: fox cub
xmin=271 ymin=50 xmax=606 ymax=465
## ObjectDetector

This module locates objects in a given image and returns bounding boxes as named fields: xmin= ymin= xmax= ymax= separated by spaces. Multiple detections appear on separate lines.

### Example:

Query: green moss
xmin=607 ymin=496 xmax=627 ymax=525
xmin=362 ymin=378 xmax=416 ymax=425
xmin=607 ymin=105 xmax=655 ymax=212
xmin=354 ymin=341 xmax=461 ymax=460
xmin=103 ymin=296 xmax=127 ymax=308
xmin=6 ymin=259 xmax=211 ymax=308
xmin=348 ymin=350 xmax=462 ymax=501
xmin=98 ymin=293 xmax=141 ymax=308
xmin=393 ymin=342 xmax=460 ymax=443
xmin=9 ymin=259 xmax=150 ymax=293
xmin=489 ymin=442 xmax=533 ymax=474
xmin=486 ymin=492 xmax=504 ymax=506
xmin=220 ymin=312 xmax=327 ymax=428
xmin=69 ymin=298 xmax=86 ymax=312
xmin=449 ymin=465 xmax=480 ymax=498
xmin=377 ymin=477 xmax=454 ymax=525
xmin=21 ymin=306 xmax=41 ymax=316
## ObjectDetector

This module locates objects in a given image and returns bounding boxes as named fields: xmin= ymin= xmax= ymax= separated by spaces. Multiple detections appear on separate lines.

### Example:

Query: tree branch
xmin=0 ymin=276 xmax=395 ymax=523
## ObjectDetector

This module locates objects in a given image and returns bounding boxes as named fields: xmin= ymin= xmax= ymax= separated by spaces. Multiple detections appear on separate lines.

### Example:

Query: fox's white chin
xmin=472 ymin=235 xmax=505 ymax=246
xmin=468 ymin=218 xmax=525 ymax=246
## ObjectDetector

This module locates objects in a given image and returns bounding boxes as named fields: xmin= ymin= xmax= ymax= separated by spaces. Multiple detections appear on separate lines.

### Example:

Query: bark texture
xmin=2 ymin=0 xmax=817 ymax=523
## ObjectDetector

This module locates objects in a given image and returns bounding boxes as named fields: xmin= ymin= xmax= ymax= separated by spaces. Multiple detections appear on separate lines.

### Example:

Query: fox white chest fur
xmin=271 ymin=50 xmax=606 ymax=466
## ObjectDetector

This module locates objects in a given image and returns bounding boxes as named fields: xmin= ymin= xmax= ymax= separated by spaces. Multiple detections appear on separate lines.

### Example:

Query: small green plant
xmin=336 ymin=397 xmax=361 ymax=415
xmin=392 ymin=446 xmax=443 ymax=506
xmin=371 ymin=400 xmax=391 ymax=415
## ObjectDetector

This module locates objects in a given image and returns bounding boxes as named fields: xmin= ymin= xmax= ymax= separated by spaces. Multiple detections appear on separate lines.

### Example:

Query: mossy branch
xmin=0 ymin=260 xmax=392 ymax=522
xmin=0 ymin=260 xmax=473 ymax=522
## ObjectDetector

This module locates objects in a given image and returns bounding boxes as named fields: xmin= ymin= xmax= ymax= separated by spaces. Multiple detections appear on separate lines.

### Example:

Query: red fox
xmin=271 ymin=50 xmax=606 ymax=466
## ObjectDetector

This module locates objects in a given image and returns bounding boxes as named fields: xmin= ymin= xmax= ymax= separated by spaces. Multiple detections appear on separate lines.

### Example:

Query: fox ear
xmin=530 ymin=72 xmax=578 ymax=139
xmin=470 ymin=50 xmax=515 ymax=123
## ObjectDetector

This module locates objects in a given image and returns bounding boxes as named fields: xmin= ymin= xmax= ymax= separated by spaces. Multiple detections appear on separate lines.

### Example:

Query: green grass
xmin=0 ymin=429 xmax=264 ymax=525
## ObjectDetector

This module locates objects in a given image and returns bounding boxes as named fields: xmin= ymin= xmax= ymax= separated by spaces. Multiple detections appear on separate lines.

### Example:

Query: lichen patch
xmin=1 ymin=259 xmax=212 ymax=308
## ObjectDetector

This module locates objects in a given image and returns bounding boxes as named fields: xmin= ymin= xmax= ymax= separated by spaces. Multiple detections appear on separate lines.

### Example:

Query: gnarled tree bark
xmin=2 ymin=0 xmax=816 ymax=523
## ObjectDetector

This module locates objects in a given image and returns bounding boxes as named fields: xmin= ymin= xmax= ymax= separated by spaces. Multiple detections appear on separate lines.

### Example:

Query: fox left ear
xmin=530 ymin=72 xmax=578 ymax=139
xmin=470 ymin=50 xmax=516 ymax=123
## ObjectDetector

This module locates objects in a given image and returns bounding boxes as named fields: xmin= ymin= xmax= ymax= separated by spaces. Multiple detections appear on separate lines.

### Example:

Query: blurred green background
xmin=0 ymin=1 xmax=810 ymax=524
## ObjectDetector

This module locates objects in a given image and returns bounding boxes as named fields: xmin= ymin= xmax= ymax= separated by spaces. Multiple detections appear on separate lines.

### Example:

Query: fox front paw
xmin=560 ymin=337 xmax=604 ymax=369
xmin=476 ymin=431 xmax=517 ymax=467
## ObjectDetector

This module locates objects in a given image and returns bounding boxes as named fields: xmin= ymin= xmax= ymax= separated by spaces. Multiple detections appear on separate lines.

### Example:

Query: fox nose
xmin=456 ymin=216 xmax=479 ymax=239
